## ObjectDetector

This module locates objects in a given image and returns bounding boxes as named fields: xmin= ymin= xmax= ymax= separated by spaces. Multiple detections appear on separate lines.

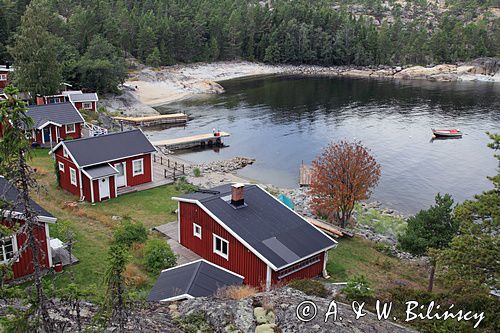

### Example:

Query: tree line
xmin=1 ymin=0 xmax=498 ymax=95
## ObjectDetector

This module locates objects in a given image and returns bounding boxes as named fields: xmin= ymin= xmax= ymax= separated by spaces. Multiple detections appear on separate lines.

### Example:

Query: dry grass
xmin=123 ymin=263 xmax=148 ymax=288
xmin=217 ymin=285 xmax=258 ymax=300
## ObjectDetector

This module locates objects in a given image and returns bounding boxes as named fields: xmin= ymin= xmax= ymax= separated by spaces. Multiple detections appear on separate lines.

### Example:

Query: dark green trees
xmin=398 ymin=193 xmax=459 ymax=291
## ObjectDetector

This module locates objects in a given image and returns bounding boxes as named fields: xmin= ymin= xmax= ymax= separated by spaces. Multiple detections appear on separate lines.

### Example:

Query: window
xmin=82 ymin=102 xmax=92 ymax=110
xmin=0 ymin=74 xmax=7 ymax=81
xmin=65 ymin=123 xmax=76 ymax=133
xmin=193 ymin=223 xmax=202 ymax=239
xmin=63 ymin=147 xmax=68 ymax=158
xmin=58 ymin=162 xmax=64 ymax=172
xmin=70 ymin=168 xmax=77 ymax=186
xmin=213 ymin=234 xmax=228 ymax=259
xmin=0 ymin=236 xmax=16 ymax=263
xmin=132 ymin=159 xmax=144 ymax=176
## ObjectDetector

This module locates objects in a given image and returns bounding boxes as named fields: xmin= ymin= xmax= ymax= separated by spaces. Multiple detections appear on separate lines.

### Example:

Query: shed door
xmin=99 ymin=177 xmax=110 ymax=200
xmin=43 ymin=127 xmax=51 ymax=142
xmin=114 ymin=162 xmax=126 ymax=187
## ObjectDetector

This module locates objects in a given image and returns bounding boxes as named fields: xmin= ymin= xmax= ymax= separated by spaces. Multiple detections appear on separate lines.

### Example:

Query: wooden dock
xmin=299 ymin=161 xmax=312 ymax=186
xmin=152 ymin=132 xmax=230 ymax=150
xmin=113 ymin=113 xmax=188 ymax=127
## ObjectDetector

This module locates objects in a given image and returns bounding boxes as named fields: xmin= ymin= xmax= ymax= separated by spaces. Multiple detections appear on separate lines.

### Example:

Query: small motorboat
xmin=431 ymin=128 xmax=463 ymax=138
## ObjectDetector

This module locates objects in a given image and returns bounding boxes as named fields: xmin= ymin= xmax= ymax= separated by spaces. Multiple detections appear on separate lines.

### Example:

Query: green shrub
xmin=288 ymin=279 xmax=329 ymax=298
xmin=342 ymin=275 xmax=373 ymax=300
xmin=175 ymin=177 xmax=198 ymax=193
xmin=143 ymin=239 xmax=177 ymax=274
xmin=174 ymin=311 xmax=213 ymax=333
xmin=113 ymin=220 xmax=148 ymax=247
xmin=193 ymin=167 xmax=201 ymax=177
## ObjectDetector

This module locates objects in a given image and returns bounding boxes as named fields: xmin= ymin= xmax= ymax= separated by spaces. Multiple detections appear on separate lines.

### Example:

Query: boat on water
xmin=431 ymin=128 xmax=463 ymax=138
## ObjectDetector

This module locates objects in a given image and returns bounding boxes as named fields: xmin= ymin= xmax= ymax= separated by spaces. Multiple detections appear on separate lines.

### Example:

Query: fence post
xmin=160 ymin=156 xmax=163 ymax=165
xmin=173 ymin=167 xmax=176 ymax=181
xmin=168 ymin=159 xmax=170 ymax=168
xmin=164 ymin=169 xmax=167 ymax=178
xmin=182 ymin=164 xmax=185 ymax=174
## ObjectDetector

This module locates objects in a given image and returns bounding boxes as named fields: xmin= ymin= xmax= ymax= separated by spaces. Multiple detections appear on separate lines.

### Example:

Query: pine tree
xmin=9 ymin=0 xmax=62 ymax=96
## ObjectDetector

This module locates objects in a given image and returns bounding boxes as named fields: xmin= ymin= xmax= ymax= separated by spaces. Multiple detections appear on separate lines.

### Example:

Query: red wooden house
xmin=50 ymin=130 xmax=157 ymax=203
xmin=26 ymin=102 xmax=85 ymax=146
xmin=0 ymin=64 xmax=13 ymax=89
xmin=0 ymin=176 xmax=56 ymax=280
xmin=173 ymin=184 xmax=337 ymax=290
xmin=68 ymin=92 xmax=98 ymax=112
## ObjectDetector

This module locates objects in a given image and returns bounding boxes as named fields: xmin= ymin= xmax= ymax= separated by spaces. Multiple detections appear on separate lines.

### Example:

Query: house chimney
xmin=35 ymin=96 xmax=44 ymax=105
xmin=231 ymin=183 xmax=245 ymax=206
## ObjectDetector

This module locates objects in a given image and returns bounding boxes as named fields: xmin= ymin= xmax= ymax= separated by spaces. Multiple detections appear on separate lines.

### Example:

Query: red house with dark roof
xmin=173 ymin=184 xmax=337 ymax=290
xmin=50 ymin=130 xmax=157 ymax=203
xmin=68 ymin=92 xmax=98 ymax=112
xmin=26 ymin=102 xmax=85 ymax=146
xmin=0 ymin=177 xmax=56 ymax=280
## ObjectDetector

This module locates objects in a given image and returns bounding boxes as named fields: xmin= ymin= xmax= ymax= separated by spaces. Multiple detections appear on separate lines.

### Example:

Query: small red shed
xmin=173 ymin=184 xmax=337 ymax=290
xmin=0 ymin=65 xmax=13 ymax=89
xmin=0 ymin=176 xmax=56 ymax=280
xmin=50 ymin=130 xmax=157 ymax=203
xmin=68 ymin=92 xmax=99 ymax=112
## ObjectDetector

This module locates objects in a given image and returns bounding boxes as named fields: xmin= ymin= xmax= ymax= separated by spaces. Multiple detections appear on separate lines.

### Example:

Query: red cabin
xmin=50 ymin=130 xmax=157 ymax=203
xmin=26 ymin=102 xmax=85 ymax=146
xmin=0 ymin=65 xmax=13 ymax=89
xmin=0 ymin=176 xmax=56 ymax=280
xmin=173 ymin=184 xmax=337 ymax=290
xmin=68 ymin=92 xmax=98 ymax=112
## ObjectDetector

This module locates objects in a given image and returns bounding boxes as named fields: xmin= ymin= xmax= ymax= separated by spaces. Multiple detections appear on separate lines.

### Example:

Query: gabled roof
xmin=147 ymin=259 xmax=244 ymax=302
xmin=0 ymin=176 xmax=56 ymax=223
xmin=51 ymin=129 xmax=157 ymax=168
xmin=82 ymin=164 xmax=118 ymax=179
xmin=68 ymin=93 xmax=98 ymax=103
xmin=174 ymin=184 xmax=337 ymax=271
xmin=27 ymin=102 xmax=85 ymax=129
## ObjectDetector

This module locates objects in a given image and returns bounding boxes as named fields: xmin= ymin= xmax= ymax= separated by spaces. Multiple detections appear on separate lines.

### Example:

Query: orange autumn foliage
xmin=309 ymin=141 xmax=381 ymax=228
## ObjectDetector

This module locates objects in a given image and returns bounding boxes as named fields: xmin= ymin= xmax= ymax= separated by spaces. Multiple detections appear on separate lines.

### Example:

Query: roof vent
xmin=231 ymin=183 xmax=245 ymax=207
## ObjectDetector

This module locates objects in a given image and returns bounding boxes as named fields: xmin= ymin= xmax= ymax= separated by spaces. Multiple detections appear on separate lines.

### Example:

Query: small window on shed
xmin=0 ymin=236 xmax=17 ymax=263
xmin=58 ymin=162 xmax=64 ymax=172
xmin=132 ymin=159 xmax=144 ymax=176
xmin=193 ymin=223 xmax=202 ymax=239
xmin=213 ymin=234 xmax=229 ymax=259
xmin=70 ymin=168 xmax=77 ymax=186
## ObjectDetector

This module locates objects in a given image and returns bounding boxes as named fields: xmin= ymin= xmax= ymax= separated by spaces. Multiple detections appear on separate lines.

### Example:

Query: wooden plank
xmin=152 ymin=132 xmax=230 ymax=149
xmin=305 ymin=217 xmax=344 ymax=237
xmin=113 ymin=113 xmax=188 ymax=126
xmin=299 ymin=162 xmax=312 ymax=186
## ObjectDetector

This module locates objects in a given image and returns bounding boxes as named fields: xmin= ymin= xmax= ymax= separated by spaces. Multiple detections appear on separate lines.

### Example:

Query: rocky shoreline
xmin=102 ymin=58 xmax=499 ymax=117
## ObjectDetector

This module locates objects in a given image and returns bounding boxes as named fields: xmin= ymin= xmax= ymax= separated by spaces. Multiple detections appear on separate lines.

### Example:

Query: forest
xmin=0 ymin=0 xmax=499 ymax=93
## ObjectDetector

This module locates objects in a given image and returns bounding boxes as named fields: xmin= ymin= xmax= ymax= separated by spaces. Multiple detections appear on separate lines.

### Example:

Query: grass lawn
xmin=327 ymin=236 xmax=431 ymax=293
xmin=29 ymin=148 xmax=431 ymax=300
xmin=29 ymin=149 xmax=185 ymax=297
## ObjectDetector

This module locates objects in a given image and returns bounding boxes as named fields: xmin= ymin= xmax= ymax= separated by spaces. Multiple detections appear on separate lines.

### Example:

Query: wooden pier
xmin=113 ymin=113 xmax=188 ymax=127
xmin=299 ymin=161 xmax=312 ymax=186
xmin=152 ymin=132 xmax=230 ymax=150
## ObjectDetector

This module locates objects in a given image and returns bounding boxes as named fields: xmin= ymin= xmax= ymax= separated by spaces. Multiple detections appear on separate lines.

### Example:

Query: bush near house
xmin=342 ymin=274 xmax=373 ymax=301
xmin=143 ymin=239 xmax=177 ymax=275
xmin=113 ymin=220 xmax=148 ymax=247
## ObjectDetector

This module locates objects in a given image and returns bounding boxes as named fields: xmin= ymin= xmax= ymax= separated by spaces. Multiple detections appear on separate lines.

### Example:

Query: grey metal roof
xmin=83 ymin=163 xmax=118 ymax=179
xmin=0 ymin=177 xmax=54 ymax=218
xmin=177 ymin=184 xmax=336 ymax=269
xmin=62 ymin=129 xmax=157 ymax=167
xmin=68 ymin=93 xmax=98 ymax=102
xmin=27 ymin=102 xmax=85 ymax=128
xmin=147 ymin=260 xmax=243 ymax=301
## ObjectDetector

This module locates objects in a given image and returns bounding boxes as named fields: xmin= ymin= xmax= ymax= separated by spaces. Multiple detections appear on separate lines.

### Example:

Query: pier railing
xmin=153 ymin=153 xmax=186 ymax=181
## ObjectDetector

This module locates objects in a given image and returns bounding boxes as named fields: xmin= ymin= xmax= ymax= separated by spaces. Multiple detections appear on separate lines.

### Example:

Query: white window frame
xmin=82 ymin=102 xmax=92 ymax=110
xmin=0 ymin=235 xmax=17 ymax=263
xmin=63 ymin=148 xmax=68 ymax=158
xmin=0 ymin=74 xmax=7 ymax=81
xmin=70 ymin=167 xmax=77 ymax=186
xmin=58 ymin=162 xmax=64 ymax=172
xmin=132 ymin=158 xmax=144 ymax=176
xmin=65 ymin=123 xmax=76 ymax=134
xmin=213 ymin=234 xmax=229 ymax=260
xmin=193 ymin=223 xmax=202 ymax=239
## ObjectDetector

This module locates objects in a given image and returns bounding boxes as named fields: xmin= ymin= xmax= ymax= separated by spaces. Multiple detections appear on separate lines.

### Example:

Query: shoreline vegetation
xmin=104 ymin=58 xmax=500 ymax=116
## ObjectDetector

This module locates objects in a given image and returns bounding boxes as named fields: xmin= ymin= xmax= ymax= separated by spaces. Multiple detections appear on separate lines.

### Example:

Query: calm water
xmin=149 ymin=75 xmax=500 ymax=214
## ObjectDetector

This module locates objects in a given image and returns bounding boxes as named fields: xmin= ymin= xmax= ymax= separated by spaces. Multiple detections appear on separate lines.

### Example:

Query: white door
xmin=114 ymin=162 xmax=126 ymax=187
xmin=99 ymin=177 xmax=110 ymax=200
